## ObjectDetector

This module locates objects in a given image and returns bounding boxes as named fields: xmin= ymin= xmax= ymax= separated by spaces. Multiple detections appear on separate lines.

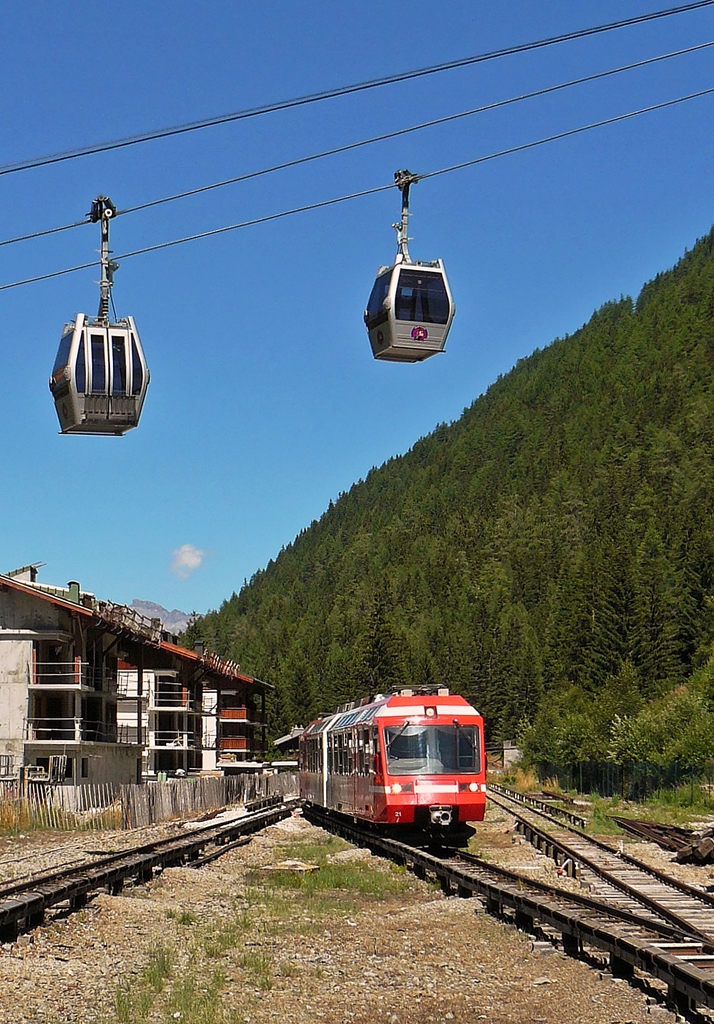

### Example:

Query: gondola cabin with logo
xmin=364 ymin=170 xmax=455 ymax=363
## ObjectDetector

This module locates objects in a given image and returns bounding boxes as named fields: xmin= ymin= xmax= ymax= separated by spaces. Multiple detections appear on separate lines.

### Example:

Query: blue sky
xmin=1 ymin=1 xmax=713 ymax=615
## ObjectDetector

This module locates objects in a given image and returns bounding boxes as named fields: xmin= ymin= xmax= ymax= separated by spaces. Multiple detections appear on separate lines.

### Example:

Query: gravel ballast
xmin=0 ymin=808 xmax=680 ymax=1023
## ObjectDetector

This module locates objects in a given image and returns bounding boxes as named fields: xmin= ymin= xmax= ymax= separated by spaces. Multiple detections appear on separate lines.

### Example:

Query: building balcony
xmin=148 ymin=697 xmax=199 ymax=712
xmin=32 ymin=661 xmax=117 ymax=695
xmin=148 ymin=731 xmax=202 ymax=750
xmin=218 ymin=736 xmax=249 ymax=751
xmin=218 ymin=707 xmax=265 ymax=725
xmin=25 ymin=717 xmax=119 ymax=743
xmin=117 ymin=724 xmax=144 ymax=745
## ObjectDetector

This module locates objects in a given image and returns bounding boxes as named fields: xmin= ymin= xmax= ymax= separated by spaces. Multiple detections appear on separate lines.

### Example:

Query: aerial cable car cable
xmin=0 ymin=217 xmax=88 ymax=249
xmin=2 ymin=38 xmax=713 ymax=252
xmin=2 ymin=81 xmax=714 ymax=294
xmin=0 ymin=0 xmax=712 ymax=177
xmin=115 ymin=39 xmax=714 ymax=217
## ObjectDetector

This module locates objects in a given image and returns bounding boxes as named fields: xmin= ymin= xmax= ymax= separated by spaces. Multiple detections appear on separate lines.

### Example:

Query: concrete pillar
xmin=74 ymin=691 xmax=81 ymax=742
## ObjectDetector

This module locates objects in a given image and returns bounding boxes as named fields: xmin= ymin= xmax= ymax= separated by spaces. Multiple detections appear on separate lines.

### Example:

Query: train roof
xmin=302 ymin=689 xmax=481 ymax=736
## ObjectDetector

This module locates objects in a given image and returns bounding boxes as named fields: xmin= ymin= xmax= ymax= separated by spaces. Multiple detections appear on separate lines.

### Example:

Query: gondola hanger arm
xmin=393 ymin=169 xmax=418 ymax=264
xmin=87 ymin=196 xmax=119 ymax=322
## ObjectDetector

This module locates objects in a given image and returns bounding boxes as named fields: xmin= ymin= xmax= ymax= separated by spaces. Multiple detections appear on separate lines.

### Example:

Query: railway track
xmin=488 ymin=787 xmax=714 ymax=944
xmin=304 ymin=802 xmax=714 ymax=1016
xmin=611 ymin=816 xmax=695 ymax=852
xmin=0 ymin=797 xmax=298 ymax=943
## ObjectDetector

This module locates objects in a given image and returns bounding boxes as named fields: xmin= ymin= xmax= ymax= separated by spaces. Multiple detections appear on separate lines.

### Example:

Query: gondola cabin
xmin=50 ymin=313 xmax=149 ymax=435
xmin=365 ymin=259 xmax=455 ymax=362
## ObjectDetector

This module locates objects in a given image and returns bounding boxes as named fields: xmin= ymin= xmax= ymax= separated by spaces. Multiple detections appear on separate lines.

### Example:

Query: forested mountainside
xmin=186 ymin=227 xmax=714 ymax=746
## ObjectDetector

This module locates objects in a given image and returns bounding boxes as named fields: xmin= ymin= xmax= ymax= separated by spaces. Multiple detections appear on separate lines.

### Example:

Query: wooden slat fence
xmin=120 ymin=772 xmax=298 ymax=829
xmin=0 ymin=780 xmax=121 ymax=831
xmin=0 ymin=773 xmax=298 ymax=833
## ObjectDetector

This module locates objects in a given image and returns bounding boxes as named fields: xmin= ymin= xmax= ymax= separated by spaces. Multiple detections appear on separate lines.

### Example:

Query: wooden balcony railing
xmin=218 ymin=737 xmax=248 ymax=751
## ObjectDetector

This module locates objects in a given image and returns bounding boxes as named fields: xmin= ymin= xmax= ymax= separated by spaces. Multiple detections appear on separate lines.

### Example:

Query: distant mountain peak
xmin=131 ymin=600 xmax=193 ymax=635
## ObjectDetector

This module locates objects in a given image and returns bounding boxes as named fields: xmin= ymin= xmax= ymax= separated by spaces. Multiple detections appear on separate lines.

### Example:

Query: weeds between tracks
xmin=101 ymin=833 xmax=414 ymax=1024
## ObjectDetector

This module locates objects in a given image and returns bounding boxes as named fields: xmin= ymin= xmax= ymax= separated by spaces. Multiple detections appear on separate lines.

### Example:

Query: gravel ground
xmin=0 ymin=820 xmax=195 ymax=885
xmin=0 ymin=807 xmax=684 ymax=1024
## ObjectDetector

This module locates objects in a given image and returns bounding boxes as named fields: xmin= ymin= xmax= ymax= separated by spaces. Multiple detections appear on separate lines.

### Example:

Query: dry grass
xmin=0 ymin=796 xmax=122 ymax=834
xmin=508 ymin=766 xmax=539 ymax=793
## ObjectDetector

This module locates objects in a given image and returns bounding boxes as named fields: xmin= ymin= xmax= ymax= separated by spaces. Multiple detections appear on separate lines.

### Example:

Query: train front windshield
xmin=385 ymin=724 xmax=480 ymax=775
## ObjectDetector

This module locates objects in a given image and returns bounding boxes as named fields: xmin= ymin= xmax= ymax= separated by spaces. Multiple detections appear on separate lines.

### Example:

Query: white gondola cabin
xmin=365 ymin=170 xmax=455 ymax=363
xmin=50 ymin=313 xmax=149 ymax=435
xmin=49 ymin=195 xmax=149 ymax=435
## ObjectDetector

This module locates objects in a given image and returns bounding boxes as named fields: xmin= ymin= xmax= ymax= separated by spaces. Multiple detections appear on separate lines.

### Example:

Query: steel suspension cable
xmin=116 ymin=40 xmax=714 ymax=219
xmin=1 ymin=83 xmax=712 ymax=293
xmin=0 ymin=0 xmax=712 ymax=178
xmin=2 ymin=38 xmax=712 ymax=251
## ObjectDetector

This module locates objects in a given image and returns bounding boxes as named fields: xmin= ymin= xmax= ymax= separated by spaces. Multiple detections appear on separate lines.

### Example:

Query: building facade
xmin=0 ymin=567 xmax=271 ymax=785
xmin=117 ymin=660 xmax=269 ymax=778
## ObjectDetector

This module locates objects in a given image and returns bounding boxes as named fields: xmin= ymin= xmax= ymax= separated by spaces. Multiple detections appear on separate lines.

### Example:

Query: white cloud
xmin=170 ymin=544 xmax=207 ymax=579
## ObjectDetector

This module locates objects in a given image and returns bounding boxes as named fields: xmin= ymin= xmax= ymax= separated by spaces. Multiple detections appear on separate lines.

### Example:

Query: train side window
xmin=360 ymin=728 xmax=371 ymax=775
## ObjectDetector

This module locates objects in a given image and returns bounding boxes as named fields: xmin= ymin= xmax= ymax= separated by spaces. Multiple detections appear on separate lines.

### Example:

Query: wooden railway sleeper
xmin=515 ymin=909 xmax=536 ymax=932
xmin=0 ymin=920 xmax=19 ymax=943
xmin=486 ymin=895 xmax=502 ymax=915
xmin=561 ymin=931 xmax=582 ymax=957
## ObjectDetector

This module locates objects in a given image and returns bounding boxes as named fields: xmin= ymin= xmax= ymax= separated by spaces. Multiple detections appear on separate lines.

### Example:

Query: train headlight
xmin=391 ymin=783 xmax=403 ymax=794
xmin=468 ymin=782 xmax=479 ymax=792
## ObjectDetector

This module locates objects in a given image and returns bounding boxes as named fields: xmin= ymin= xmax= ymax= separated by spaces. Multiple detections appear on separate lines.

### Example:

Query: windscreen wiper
xmin=385 ymin=722 xmax=411 ymax=754
xmin=453 ymin=718 xmax=480 ymax=767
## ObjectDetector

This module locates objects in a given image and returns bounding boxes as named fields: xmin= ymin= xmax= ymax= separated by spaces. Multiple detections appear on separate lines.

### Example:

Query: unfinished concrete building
xmin=0 ymin=567 xmax=270 ymax=785
xmin=117 ymin=651 xmax=269 ymax=777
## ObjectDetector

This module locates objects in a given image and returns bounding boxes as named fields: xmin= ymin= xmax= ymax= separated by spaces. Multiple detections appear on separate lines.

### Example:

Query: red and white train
xmin=299 ymin=687 xmax=486 ymax=839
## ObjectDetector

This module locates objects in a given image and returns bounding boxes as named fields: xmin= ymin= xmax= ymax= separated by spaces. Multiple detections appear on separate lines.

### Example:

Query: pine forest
xmin=185 ymin=226 xmax=714 ymax=774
